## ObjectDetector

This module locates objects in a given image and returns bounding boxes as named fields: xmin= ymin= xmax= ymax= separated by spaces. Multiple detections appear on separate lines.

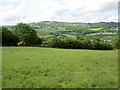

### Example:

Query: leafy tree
xmin=82 ymin=38 xmax=93 ymax=49
xmin=51 ymin=37 xmax=62 ymax=48
xmin=14 ymin=23 xmax=42 ymax=46
xmin=2 ymin=27 xmax=19 ymax=46
xmin=69 ymin=39 xmax=82 ymax=49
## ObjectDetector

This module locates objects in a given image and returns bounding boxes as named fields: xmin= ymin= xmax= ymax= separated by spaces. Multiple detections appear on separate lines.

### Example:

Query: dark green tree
xmin=2 ymin=27 xmax=19 ymax=46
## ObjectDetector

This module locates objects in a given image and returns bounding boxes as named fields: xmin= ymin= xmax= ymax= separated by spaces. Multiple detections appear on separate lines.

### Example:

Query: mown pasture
xmin=2 ymin=47 xmax=118 ymax=88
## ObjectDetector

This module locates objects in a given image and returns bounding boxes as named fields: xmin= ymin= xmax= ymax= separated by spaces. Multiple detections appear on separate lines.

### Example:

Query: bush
xmin=99 ymin=42 xmax=114 ymax=50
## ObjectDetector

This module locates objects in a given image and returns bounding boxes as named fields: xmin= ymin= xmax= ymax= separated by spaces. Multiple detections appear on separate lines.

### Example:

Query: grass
xmin=62 ymin=34 xmax=76 ymax=39
xmin=87 ymin=32 xmax=117 ymax=36
xmin=39 ymin=35 xmax=53 ymax=38
xmin=36 ymin=27 xmax=68 ymax=35
xmin=90 ymin=28 xmax=103 ymax=31
xmin=2 ymin=47 xmax=118 ymax=88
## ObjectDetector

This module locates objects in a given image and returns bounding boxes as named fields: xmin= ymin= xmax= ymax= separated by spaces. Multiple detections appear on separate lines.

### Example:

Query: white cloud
xmin=0 ymin=0 xmax=119 ymax=25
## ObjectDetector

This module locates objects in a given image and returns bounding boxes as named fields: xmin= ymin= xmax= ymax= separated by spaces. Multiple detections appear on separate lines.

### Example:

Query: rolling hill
xmin=29 ymin=21 xmax=118 ymax=41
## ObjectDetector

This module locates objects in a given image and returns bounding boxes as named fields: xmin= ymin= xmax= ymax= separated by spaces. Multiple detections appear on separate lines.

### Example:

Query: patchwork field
xmin=29 ymin=21 xmax=118 ymax=41
xmin=2 ymin=47 xmax=118 ymax=88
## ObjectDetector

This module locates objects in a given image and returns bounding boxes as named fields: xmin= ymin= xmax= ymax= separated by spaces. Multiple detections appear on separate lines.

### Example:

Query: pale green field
xmin=90 ymin=28 xmax=103 ymax=31
xmin=87 ymin=32 xmax=117 ymax=36
xmin=62 ymin=34 xmax=76 ymax=39
xmin=39 ymin=35 xmax=53 ymax=38
xmin=2 ymin=47 xmax=118 ymax=88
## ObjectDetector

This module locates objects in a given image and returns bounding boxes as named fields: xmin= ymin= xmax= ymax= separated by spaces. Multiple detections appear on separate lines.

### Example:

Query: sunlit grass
xmin=2 ymin=47 xmax=118 ymax=88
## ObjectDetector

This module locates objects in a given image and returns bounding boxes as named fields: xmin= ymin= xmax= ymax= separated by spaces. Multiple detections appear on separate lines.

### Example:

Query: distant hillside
xmin=29 ymin=21 xmax=118 ymax=41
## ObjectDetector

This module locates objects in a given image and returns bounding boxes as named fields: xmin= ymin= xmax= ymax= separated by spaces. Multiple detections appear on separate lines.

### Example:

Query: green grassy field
xmin=2 ymin=47 xmax=118 ymax=88
xmin=62 ymin=34 xmax=76 ymax=39
xmin=87 ymin=32 xmax=117 ymax=36
xmin=90 ymin=28 xmax=103 ymax=31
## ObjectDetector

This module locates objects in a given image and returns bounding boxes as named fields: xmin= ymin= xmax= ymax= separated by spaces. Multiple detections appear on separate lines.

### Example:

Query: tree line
xmin=43 ymin=38 xmax=116 ymax=50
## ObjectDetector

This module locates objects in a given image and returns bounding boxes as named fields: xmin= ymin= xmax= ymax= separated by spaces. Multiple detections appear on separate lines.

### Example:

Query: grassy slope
xmin=2 ymin=47 xmax=118 ymax=88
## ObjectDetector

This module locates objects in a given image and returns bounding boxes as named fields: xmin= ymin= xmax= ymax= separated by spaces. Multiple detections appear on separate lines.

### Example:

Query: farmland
xmin=29 ymin=21 xmax=118 ymax=41
xmin=2 ymin=47 xmax=118 ymax=88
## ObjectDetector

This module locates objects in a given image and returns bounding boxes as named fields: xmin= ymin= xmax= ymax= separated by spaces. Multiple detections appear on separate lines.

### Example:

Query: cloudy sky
xmin=0 ymin=0 xmax=119 ymax=25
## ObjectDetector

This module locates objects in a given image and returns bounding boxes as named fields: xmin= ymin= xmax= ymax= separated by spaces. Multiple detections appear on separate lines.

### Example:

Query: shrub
xmin=99 ymin=42 xmax=114 ymax=50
